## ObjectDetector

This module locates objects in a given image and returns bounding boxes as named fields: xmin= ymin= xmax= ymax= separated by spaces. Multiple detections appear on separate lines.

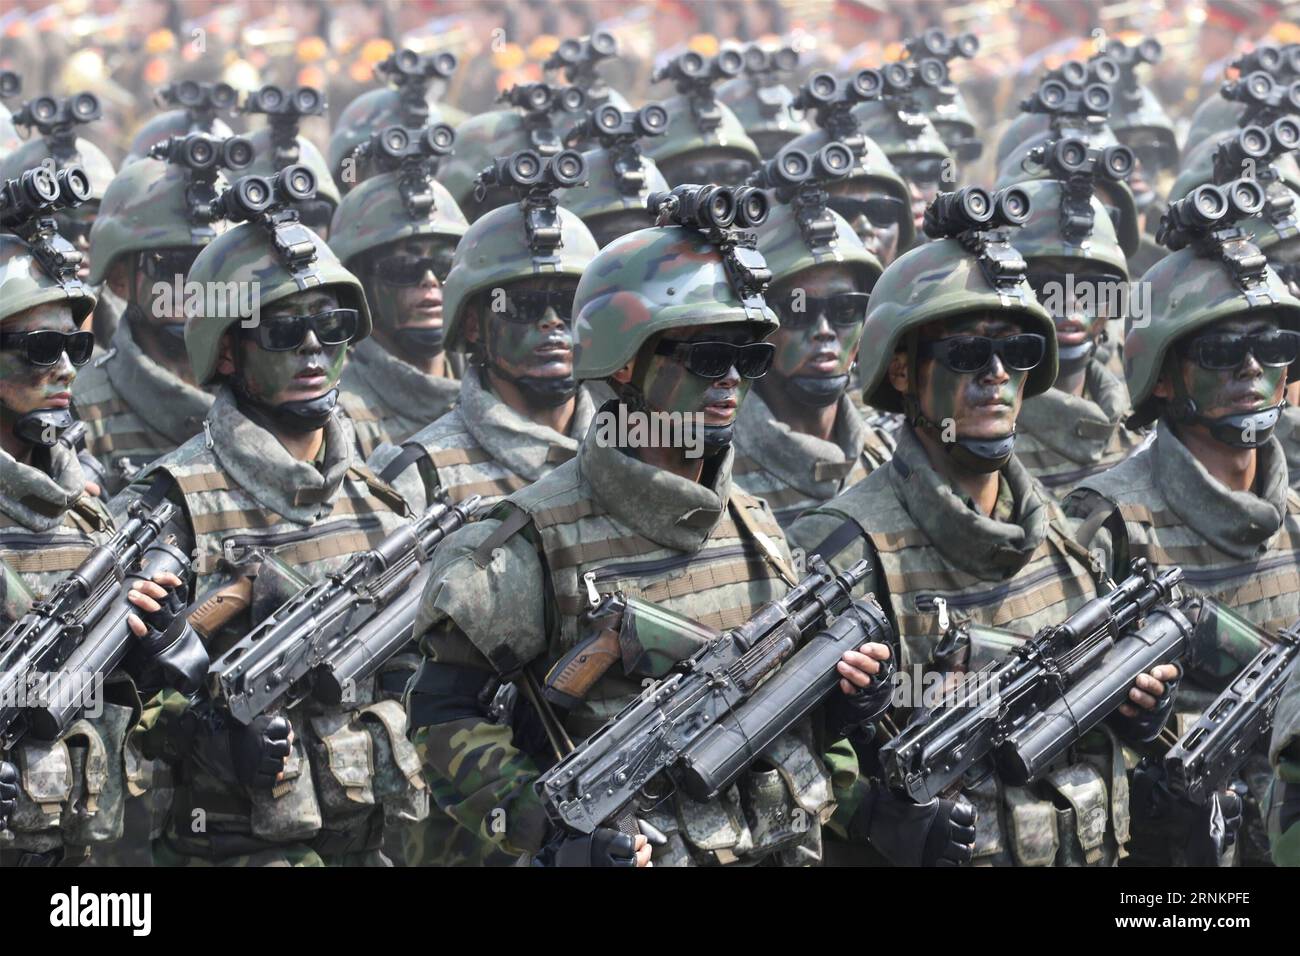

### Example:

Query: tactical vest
xmin=337 ymin=392 xmax=389 ymax=461
xmin=339 ymin=338 xmax=460 ymax=450
xmin=144 ymin=437 xmax=427 ymax=860
xmin=0 ymin=496 xmax=111 ymax=601
xmin=811 ymin=464 xmax=1128 ymax=867
xmin=487 ymin=466 xmax=837 ymax=866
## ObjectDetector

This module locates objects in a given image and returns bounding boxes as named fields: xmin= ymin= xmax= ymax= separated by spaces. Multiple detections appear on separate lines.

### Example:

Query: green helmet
xmin=572 ymin=225 xmax=779 ymax=380
xmin=87 ymin=157 xmax=231 ymax=286
xmin=0 ymin=135 xmax=115 ymax=203
xmin=995 ymin=113 xmax=1051 ymax=168
xmin=242 ymin=126 xmax=342 ymax=210
xmin=860 ymin=230 xmax=1057 ymax=412
xmin=715 ymin=74 xmax=812 ymax=159
xmin=1167 ymin=141 xmax=1300 ymax=256
xmin=556 ymin=146 xmax=667 ymax=241
xmin=436 ymin=109 xmax=570 ymax=220
xmin=1182 ymin=94 xmax=1245 ymax=163
xmin=184 ymin=216 xmax=371 ymax=385
xmin=850 ymin=100 xmax=951 ymax=168
xmin=327 ymin=87 xmax=461 ymax=191
xmin=913 ymin=84 xmax=982 ymax=162
xmin=997 ymin=133 xmax=1140 ymax=258
xmin=996 ymin=114 xmax=1120 ymax=169
xmin=641 ymin=94 xmax=761 ymax=173
xmin=1124 ymin=241 xmax=1300 ymax=425
xmin=124 ymin=109 xmax=235 ymax=165
xmin=328 ymin=168 xmax=468 ymax=266
xmin=995 ymin=178 xmax=1129 ymax=279
xmin=440 ymin=199 xmax=598 ymax=354
xmin=0 ymin=233 xmax=96 ymax=326
xmin=1109 ymin=85 xmax=1179 ymax=173
xmin=753 ymin=201 xmax=882 ymax=289
xmin=784 ymin=127 xmax=916 ymax=249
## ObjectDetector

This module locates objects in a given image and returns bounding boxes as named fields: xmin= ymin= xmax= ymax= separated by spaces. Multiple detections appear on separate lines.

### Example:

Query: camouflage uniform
xmin=1266 ymin=663 xmax=1300 ymax=865
xmin=1277 ymin=403 xmax=1300 ymax=490
xmin=119 ymin=193 xmax=426 ymax=867
xmin=789 ymin=217 xmax=1132 ymax=867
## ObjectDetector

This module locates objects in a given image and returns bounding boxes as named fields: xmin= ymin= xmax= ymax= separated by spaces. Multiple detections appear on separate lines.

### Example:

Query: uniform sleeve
xmin=411 ymin=517 xmax=554 ymax=857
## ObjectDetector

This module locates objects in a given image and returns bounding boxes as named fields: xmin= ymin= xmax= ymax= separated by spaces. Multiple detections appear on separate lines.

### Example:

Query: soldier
xmin=1065 ymin=182 xmax=1300 ymax=866
xmin=733 ymin=146 xmax=893 ymax=528
xmin=117 ymin=169 xmax=427 ymax=867
xmin=643 ymin=51 xmax=763 ymax=189
xmin=0 ymin=163 xmax=201 ymax=865
xmin=995 ymin=148 xmax=1145 ymax=497
xmin=329 ymin=123 xmax=468 ymax=455
xmin=789 ymin=187 xmax=1179 ymax=866
xmin=715 ymin=44 xmax=812 ymax=160
xmin=122 ymin=80 xmax=239 ymax=166
xmin=72 ymin=134 xmax=248 ymax=496
xmin=1267 ymin=663 xmax=1300 ymax=865
xmin=403 ymin=182 xmax=897 ymax=867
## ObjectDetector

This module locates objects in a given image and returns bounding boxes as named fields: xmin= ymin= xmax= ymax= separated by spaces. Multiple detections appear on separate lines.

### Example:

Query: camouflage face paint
xmin=915 ymin=314 xmax=1029 ymax=440
xmin=236 ymin=289 xmax=346 ymax=405
xmin=1178 ymin=318 xmax=1288 ymax=420
xmin=0 ymin=303 xmax=79 ymax=421
xmin=365 ymin=237 xmax=455 ymax=339
xmin=479 ymin=277 xmax=577 ymax=380
xmin=633 ymin=325 xmax=759 ymax=427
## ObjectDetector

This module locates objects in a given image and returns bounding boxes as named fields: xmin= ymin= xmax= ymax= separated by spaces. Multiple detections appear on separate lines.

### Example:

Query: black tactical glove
xmin=823 ymin=645 xmax=896 ymax=737
xmin=1110 ymin=663 xmax=1181 ymax=743
xmin=0 ymin=760 xmax=18 ymax=831
xmin=230 ymin=714 xmax=293 ymax=792
xmin=536 ymin=826 xmax=640 ymax=867
xmin=852 ymin=781 xmax=977 ymax=867
xmin=1131 ymin=761 xmax=1243 ymax=865
xmin=127 ymin=575 xmax=208 ymax=696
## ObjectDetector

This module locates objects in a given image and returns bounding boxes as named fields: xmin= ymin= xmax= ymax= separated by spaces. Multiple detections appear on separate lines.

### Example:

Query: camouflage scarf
xmin=733 ymin=390 xmax=866 ymax=500
xmin=1017 ymin=359 xmax=1131 ymax=466
xmin=105 ymin=317 xmax=213 ymax=446
xmin=346 ymin=336 xmax=460 ymax=423
xmin=458 ymin=369 xmax=595 ymax=484
xmin=1152 ymin=425 xmax=1289 ymax=560
xmin=206 ymin=386 xmax=356 ymax=524
xmin=0 ymin=441 xmax=85 ymax=532
xmin=888 ymin=424 xmax=1049 ymax=579
xmin=579 ymin=410 xmax=735 ymax=552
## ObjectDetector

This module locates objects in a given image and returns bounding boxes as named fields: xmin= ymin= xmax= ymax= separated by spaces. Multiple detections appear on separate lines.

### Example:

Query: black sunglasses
xmin=653 ymin=338 xmax=775 ymax=379
xmin=916 ymin=332 xmax=1046 ymax=374
xmin=775 ymin=291 xmax=870 ymax=330
xmin=492 ymin=288 xmax=574 ymax=324
xmin=370 ymin=251 xmax=455 ymax=286
xmin=242 ymin=308 xmax=360 ymax=351
xmin=1 ymin=329 xmax=96 ymax=367
xmin=140 ymin=248 xmax=201 ymax=281
xmin=1179 ymin=329 xmax=1300 ymax=371
xmin=826 ymin=195 xmax=907 ymax=228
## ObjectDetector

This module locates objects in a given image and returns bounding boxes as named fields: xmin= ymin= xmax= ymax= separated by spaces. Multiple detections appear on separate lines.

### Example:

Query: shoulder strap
xmin=807 ymin=512 xmax=869 ymax=564
xmin=1068 ymin=489 xmax=1130 ymax=582
xmin=379 ymin=443 xmax=429 ymax=485
xmin=469 ymin=503 xmax=535 ymax=569
xmin=728 ymin=494 xmax=798 ymax=586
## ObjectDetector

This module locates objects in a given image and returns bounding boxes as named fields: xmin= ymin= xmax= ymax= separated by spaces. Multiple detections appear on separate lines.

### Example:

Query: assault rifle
xmin=535 ymin=556 xmax=891 ymax=834
xmin=880 ymin=560 xmax=1191 ymax=802
xmin=208 ymin=495 xmax=482 ymax=723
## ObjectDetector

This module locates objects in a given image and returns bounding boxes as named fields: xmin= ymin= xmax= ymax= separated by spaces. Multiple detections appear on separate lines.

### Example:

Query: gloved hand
xmin=1131 ymin=761 xmax=1243 ymax=865
xmin=0 ymin=760 xmax=18 ymax=831
xmin=537 ymin=826 xmax=647 ymax=867
xmin=1111 ymin=663 xmax=1181 ymax=743
xmin=825 ymin=643 xmax=896 ymax=737
xmin=1190 ymin=782 xmax=1245 ymax=865
xmin=126 ymin=569 xmax=207 ymax=695
xmin=852 ymin=781 xmax=977 ymax=867
xmin=230 ymin=714 xmax=293 ymax=791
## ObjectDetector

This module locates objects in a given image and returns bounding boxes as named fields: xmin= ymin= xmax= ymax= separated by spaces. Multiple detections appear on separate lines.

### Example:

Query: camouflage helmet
xmin=850 ymin=100 xmax=951 ymax=167
xmin=440 ymin=200 xmax=598 ymax=354
xmin=1109 ymin=85 xmax=1179 ymax=171
xmin=0 ymin=135 xmax=115 ymax=203
xmin=995 ymin=113 xmax=1051 ymax=168
xmin=1182 ymin=95 xmax=1245 ymax=162
xmin=912 ymin=84 xmax=981 ymax=161
xmin=572 ymin=225 xmax=779 ymax=380
xmin=0 ymin=234 xmax=96 ymax=326
xmin=328 ymin=168 xmax=468 ymax=266
xmin=327 ymin=87 xmax=461 ymax=190
xmin=715 ymin=74 xmax=812 ymax=159
xmin=1124 ymin=240 xmax=1300 ymax=425
xmin=556 ymin=146 xmax=667 ymax=237
xmin=124 ymin=109 xmax=236 ymax=165
xmin=243 ymin=126 xmax=342 ymax=209
xmin=184 ymin=214 xmax=371 ymax=385
xmin=1167 ymin=139 xmax=1300 ymax=256
xmin=436 ymin=109 xmax=567 ymax=220
xmin=990 ymin=177 xmax=1129 ymax=278
xmin=785 ymin=127 xmax=917 ymax=250
xmin=860 ymin=226 xmax=1057 ymax=412
xmin=86 ymin=157 xmax=232 ymax=286
xmin=753 ymin=201 xmax=882 ymax=289
xmin=997 ymin=134 xmax=1140 ymax=257
xmin=641 ymin=94 xmax=761 ymax=171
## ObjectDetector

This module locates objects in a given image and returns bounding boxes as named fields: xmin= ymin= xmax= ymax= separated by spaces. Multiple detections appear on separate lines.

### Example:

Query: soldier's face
xmin=364 ymin=236 xmax=455 ymax=336
xmin=128 ymin=246 xmax=204 ymax=365
xmin=633 ymin=323 xmax=765 ymax=428
xmin=1025 ymin=259 xmax=1123 ymax=352
xmin=471 ymin=276 xmax=577 ymax=381
xmin=1158 ymin=316 xmax=1290 ymax=422
xmin=825 ymin=179 xmax=903 ymax=265
xmin=765 ymin=265 xmax=867 ymax=389
xmin=234 ymin=289 xmax=348 ymax=405
xmin=911 ymin=314 xmax=1031 ymax=440
xmin=0 ymin=303 xmax=79 ymax=420
xmin=53 ymin=204 xmax=97 ymax=284
xmin=656 ymin=149 xmax=757 ymax=189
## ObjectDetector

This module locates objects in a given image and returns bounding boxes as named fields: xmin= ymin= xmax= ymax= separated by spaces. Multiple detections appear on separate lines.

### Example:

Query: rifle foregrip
xmin=189 ymin=577 xmax=253 ymax=638
xmin=544 ymin=627 xmax=622 ymax=708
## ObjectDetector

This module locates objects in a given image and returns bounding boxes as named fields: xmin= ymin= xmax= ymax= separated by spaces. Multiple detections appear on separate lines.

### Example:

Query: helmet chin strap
xmin=393 ymin=326 xmax=446 ymax=358
xmin=233 ymin=381 xmax=339 ymax=434
xmin=1056 ymin=338 xmax=1096 ymax=378
xmin=1166 ymin=374 xmax=1283 ymax=449
xmin=9 ymin=406 xmax=76 ymax=448
xmin=608 ymin=378 xmax=733 ymax=453
xmin=783 ymin=372 xmax=850 ymax=408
